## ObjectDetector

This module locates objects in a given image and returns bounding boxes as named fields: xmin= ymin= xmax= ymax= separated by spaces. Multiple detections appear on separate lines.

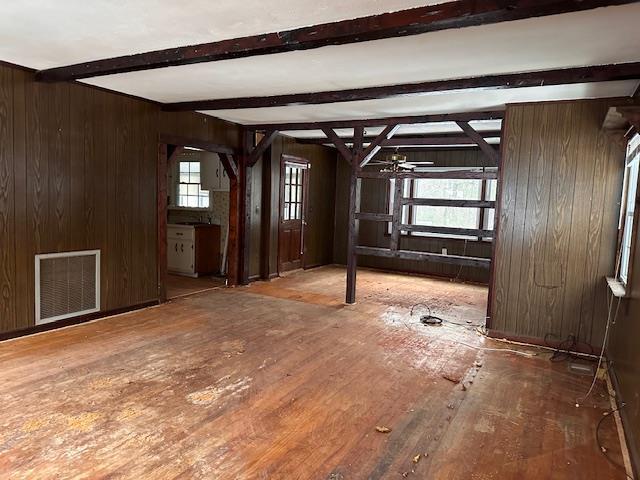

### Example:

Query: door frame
xmin=157 ymin=135 xmax=240 ymax=303
xmin=277 ymin=154 xmax=310 ymax=275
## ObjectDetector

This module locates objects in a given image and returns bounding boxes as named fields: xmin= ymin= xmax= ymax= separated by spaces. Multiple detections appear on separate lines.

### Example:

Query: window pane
xmin=412 ymin=206 xmax=480 ymax=239
xmin=187 ymin=184 xmax=198 ymax=196
xmin=180 ymin=173 xmax=190 ymax=183
xmin=179 ymin=162 xmax=189 ymax=173
xmin=190 ymin=172 xmax=201 ymax=184
xmin=414 ymin=178 xmax=482 ymax=200
xmin=179 ymin=184 xmax=188 ymax=195
xmin=187 ymin=196 xmax=198 ymax=208
xmin=190 ymin=162 xmax=200 ymax=173
xmin=284 ymin=204 xmax=290 ymax=221
xmin=178 ymin=195 xmax=187 ymax=207
xmin=485 ymin=179 xmax=497 ymax=201
xmin=621 ymin=154 xmax=639 ymax=283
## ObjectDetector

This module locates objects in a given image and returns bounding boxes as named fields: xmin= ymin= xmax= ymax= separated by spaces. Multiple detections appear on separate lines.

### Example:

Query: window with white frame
xmin=177 ymin=161 xmax=210 ymax=209
xmin=618 ymin=134 xmax=640 ymax=285
xmin=388 ymin=168 xmax=497 ymax=240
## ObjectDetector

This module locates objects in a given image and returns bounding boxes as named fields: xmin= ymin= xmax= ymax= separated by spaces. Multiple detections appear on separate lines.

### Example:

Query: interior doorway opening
xmin=157 ymin=137 xmax=239 ymax=302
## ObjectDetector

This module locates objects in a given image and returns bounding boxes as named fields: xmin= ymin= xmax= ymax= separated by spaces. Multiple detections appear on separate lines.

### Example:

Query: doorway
xmin=278 ymin=155 xmax=310 ymax=273
xmin=157 ymin=137 xmax=240 ymax=302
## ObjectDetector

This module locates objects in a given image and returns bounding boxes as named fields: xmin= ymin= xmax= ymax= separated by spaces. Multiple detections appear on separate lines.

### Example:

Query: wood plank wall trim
xmin=489 ymin=100 xmax=625 ymax=348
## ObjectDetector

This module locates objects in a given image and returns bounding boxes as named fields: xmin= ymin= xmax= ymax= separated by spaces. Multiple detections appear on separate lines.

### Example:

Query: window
xmin=283 ymin=164 xmax=305 ymax=221
xmin=388 ymin=168 xmax=497 ymax=240
xmin=177 ymin=161 xmax=209 ymax=209
xmin=619 ymin=134 xmax=640 ymax=285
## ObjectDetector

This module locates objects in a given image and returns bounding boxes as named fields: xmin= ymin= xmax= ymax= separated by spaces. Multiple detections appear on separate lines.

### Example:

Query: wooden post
xmin=157 ymin=143 xmax=169 ymax=303
xmin=239 ymin=130 xmax=254 ymax=285
xmin=389 ymin=177 xmax=404 ymax=250
xmin=346 ymin=126 xmax=364 ymax=304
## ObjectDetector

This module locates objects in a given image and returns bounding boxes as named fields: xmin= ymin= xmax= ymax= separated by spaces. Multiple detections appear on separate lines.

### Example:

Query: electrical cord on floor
xmin=544 ymin=333 xmax=594 ymax=363
xmin=410 ymin=303 xmax=477 ymax=328
xmin=576 ymin=293 xmax=621 ymax=406
xmin=596 ymin=404 xmax=634 ymax=479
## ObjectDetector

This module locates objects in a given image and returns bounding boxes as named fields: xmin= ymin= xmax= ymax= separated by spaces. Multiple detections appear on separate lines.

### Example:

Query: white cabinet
xmin=168 ymin=226 xmax=196 ymax=276
xmin=212 ymin=156 xmax=230 ymax=192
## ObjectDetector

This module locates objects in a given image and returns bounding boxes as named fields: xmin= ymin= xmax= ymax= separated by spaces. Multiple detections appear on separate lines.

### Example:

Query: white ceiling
xmin=0 ymin=0 xmax=443 ymax=68
xmin=0 ymin=2 xmax=638 ymax=127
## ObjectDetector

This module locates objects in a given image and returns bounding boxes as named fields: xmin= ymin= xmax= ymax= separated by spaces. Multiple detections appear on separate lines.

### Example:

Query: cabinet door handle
xmin=175 ymin=243 xmax=178 ymax=252
xmin=181 ymin=243 xmax=184 ymax=253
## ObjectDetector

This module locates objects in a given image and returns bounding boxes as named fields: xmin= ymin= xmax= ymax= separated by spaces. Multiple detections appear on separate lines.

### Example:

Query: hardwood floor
xmin=166 ymin=273 xmax=226 ymax=299
xmin=0 ymin=266 xmax=627 ymax=479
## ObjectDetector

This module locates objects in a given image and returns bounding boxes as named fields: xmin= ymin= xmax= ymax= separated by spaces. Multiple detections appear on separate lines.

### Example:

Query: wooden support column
xmin=346 ymin=126 xmax=364 ymax=304
xmin=389 ymin=177 xmax=404 ymax=250
xmin=239 ymin=130 xmax=254 ymax=285
xmin=239 ymin=130 xmax=280 ymax=284
xmin=226 ymin=155 xmax=241 ymax=286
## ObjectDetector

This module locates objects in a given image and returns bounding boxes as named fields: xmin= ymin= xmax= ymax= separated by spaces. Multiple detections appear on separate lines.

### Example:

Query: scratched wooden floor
xmin=167 ymin=273 xmax=226 ymax=299
xmin=0 ymin=266 xmax=625 ymax=479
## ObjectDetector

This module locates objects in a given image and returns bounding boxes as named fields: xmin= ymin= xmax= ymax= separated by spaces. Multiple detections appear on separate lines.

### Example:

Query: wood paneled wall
xmin=333 ymin=149 xmax=494 ymax=283
xmin=490 ymin=100 xmax=625 ymax=348
xmin=0 ymin=63 xmax=241 ymax=335
xmin=267 ymin=136 xmax=337 ymax=276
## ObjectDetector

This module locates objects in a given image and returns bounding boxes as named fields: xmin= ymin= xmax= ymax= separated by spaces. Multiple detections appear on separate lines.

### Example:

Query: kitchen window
xmin=388 ymin=168 xmax=497 ymax=240
xmin=177 ymin=161 xmax=210 ymax=209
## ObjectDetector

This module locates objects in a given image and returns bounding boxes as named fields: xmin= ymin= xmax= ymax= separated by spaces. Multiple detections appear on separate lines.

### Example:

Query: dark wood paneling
xmin=0 ymin=65 xmax=15 ymax=331
xmin=490 ymin=100 xmax=625 ymax=348
xmin=0 ymin=63 xmax=242 ymax=334
xmin=334 ymin=149 xmax=494 ymax=283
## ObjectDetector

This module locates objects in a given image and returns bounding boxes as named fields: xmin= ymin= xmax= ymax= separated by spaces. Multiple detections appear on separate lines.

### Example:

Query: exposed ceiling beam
xmin=322 ymin=128 xmax=353 ymax=165
xmin=456 ymin=121 xmax=500 ymax=164
xmin=35 ymin=0 xmax=640 ymax=82
xmin=359 ymin=125 xmax=400 ymax=167
xmin=163 ymin=62 xmax=640 ymax=111
xmin=297 ymin=132 xmax=501 ymax=145
xmin=247 ymin=129 xmax=278 ymax=166
xmin=248 ymin=111 xmax=504 ymax=132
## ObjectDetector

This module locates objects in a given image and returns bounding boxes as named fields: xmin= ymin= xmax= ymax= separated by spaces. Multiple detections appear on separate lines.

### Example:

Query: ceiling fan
xmin=368 ymin=150 xmax=433 ymax=172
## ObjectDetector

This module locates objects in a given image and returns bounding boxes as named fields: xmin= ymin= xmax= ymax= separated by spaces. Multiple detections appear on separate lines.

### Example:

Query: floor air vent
xmin=35 ymin=250 xmax=100 ymax=325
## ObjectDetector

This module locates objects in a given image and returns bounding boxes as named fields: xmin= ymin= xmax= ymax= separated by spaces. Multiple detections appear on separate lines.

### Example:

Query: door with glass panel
xmin=278 ymin=156 xmax=309 ymax=273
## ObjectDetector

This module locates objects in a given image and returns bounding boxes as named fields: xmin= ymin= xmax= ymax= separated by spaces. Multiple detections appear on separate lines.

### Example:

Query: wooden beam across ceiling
xmin=456 ymin=121 xmax=500 ymax=164
xmin=35 ymin=0 xmax=640 ymax=82
xmin=163 ymin=62 xmax=640 ymax=111
xmin=249 ymin=110 xmax=504 ymax=132
xmin=297 ymin=131 xmax=501 ymax=145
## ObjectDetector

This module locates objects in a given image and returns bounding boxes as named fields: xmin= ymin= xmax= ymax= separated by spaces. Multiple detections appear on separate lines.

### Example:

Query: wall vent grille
xmin=35 ymin=250 xmax=100 ymax=325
